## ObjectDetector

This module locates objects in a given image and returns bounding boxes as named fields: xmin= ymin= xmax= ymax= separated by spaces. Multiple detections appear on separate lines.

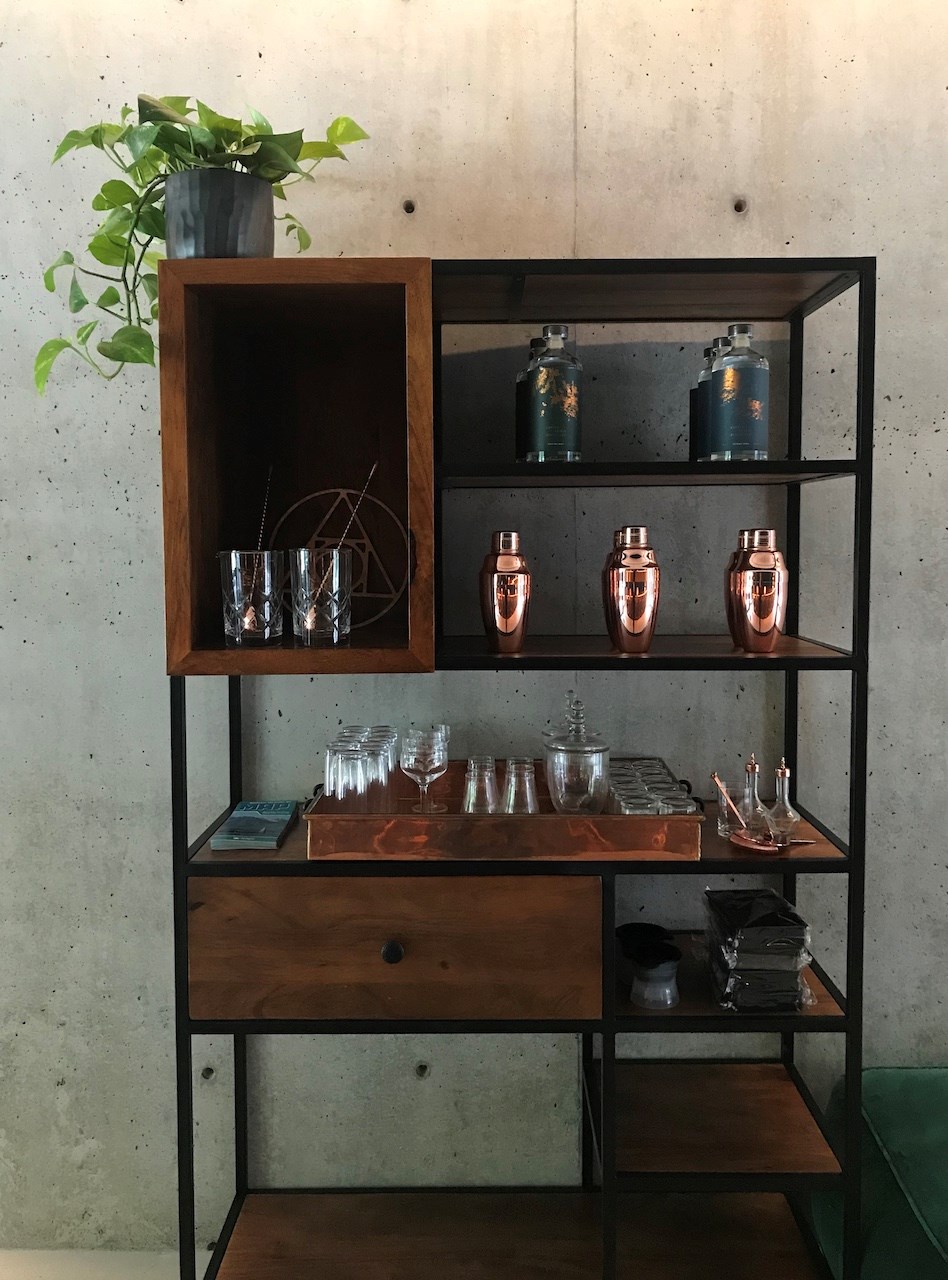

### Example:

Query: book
xmin=210 ymin=800 xmax=299 ymax=851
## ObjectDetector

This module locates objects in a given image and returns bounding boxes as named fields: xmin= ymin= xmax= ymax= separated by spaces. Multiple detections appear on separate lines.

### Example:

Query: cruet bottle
xmin=767 ymin=757 xmax=801 ymax=847
xmin=738 ymin=753 xmax=769 ymax=836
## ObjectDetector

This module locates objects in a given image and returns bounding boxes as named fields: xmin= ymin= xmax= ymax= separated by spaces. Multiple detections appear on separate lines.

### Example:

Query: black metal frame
xmin=171 ymin=257 xmax=874 ymax=1280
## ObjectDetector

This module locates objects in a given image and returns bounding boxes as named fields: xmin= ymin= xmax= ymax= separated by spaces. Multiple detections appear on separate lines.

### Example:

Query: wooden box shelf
xmin=616 ymin=1062 xmax=841 ymax=1179
xmin=159 ymin=258 xmax=434 ymax=675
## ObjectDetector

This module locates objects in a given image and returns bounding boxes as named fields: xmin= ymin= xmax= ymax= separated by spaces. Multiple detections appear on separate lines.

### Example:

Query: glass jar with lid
xmin=543 ymin=692 xmax=610 ymax=814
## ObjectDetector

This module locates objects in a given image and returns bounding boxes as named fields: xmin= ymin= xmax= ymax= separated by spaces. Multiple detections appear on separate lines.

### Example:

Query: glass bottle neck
xmin=729 ymin=334 xmax=751 ymax=350
xmin=775 ymin=773 xmax=791 ymax=804
xmin=743 ymin=770 xmax=761 ymax=804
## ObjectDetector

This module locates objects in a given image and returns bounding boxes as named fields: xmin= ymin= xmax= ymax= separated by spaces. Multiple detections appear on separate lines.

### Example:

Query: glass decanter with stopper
xmin=767 ymin=757 xmax=801 ymax=847
xmin=515 ymin=335 xmax=546 ymax=462
xmin=543 ymin=692 xmax=609 ymax=814
xmin=738 ymin=753 xmax=770 ymax=835
xmin=526 ymin=324 xmax=582 ymax=462
xmin=709 ymin=322 xmax=769 ymax=460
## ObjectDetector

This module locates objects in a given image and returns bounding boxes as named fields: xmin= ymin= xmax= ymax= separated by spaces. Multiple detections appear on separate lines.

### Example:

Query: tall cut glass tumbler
xmin=219 ymin=550 xmax=284 ymax=646
xmin=291 ymin=548 xmax=352 ymax=647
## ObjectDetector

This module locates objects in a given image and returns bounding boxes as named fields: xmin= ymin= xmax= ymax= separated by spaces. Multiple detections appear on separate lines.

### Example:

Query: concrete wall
xmin=1 ymin=0 xmax=945 ymax=1249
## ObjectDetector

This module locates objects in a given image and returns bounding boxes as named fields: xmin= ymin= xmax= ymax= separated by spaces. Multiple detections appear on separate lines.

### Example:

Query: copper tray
xmin=304 ymin=761 xmax=702 ymax=861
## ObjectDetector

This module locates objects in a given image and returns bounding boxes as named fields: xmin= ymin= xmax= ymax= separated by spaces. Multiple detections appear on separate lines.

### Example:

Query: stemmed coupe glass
xmin=400 ymin=728 xmax=449 ymax=814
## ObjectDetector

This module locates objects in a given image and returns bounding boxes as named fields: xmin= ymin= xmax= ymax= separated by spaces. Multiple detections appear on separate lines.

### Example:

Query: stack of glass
xmin=608 ymin=757 xmax=698 ymax=815
xmin=705 ymin=889 xmax=813 ymax=1012
xmin=324 ymin=725 xmax=399 ymax=811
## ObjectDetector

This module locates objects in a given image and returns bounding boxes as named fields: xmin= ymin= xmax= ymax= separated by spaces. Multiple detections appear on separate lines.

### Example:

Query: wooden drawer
xmin=188 ymin=876 xmax=601 ymax=1021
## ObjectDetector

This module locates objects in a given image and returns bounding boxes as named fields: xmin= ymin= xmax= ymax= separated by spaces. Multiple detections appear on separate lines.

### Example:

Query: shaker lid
xmin=544 ymin=691 xmax=608 ymax=754
xmin=738 ymin=527 xmax=776 ymax=550
xmin=491 ymin=530 xmax=521 ymax=552
xmin=615 ymin=525 xmax=649 ymax=548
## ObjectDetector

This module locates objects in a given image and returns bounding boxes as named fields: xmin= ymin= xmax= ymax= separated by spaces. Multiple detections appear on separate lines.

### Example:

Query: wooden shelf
xmin=441 ymin=460 xmax=857 ymax=489
xmin=437 ymin=633 xmax=853 ymax=672
xmin=215 ymin=1191 xmax=601 ymax=1280
xmin=616 ymin=933 xmax=845 ymax=1031
xmin=617 ymin=1193 xmax=825 ymax=1279
xmin=433 ymin=257 xmax=863 ymax=323
xmin=616 ymin=1063 xmax=841 ymax=1178
xmin=173 ymin=641 xmax=431 ymax=677
xmin=189 ymin=807 xmax=845 ymax=874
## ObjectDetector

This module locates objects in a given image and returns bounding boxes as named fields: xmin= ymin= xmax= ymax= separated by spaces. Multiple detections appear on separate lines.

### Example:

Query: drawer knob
xmin=381 ymin=940 xmax=405 ymax=965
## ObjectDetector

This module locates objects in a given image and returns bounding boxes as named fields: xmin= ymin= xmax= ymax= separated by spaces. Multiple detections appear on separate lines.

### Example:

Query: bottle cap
xmin=738 ymin=528 xmax=776 ymax=550
xmin=713 ymin=334 xmax=730 ymax=349
xmin=703 ymin=346 xmax=713 ymax=358
xmin=615 ymin=525 xmax=649 ymax=548
xmin=776 ymin=757 xmax=791 ymax=778
xmin=745 ymin=752 xmax=760 ymax=774
xmin=728 ymin=322 xmax=753 ymax=337
xmin=529 ymin=337 xmax=546 ymax=352
xmin=542 ymin=324 xmax=569 ymax=340
xmin=491 ymin=530 xmax=520 ymax=552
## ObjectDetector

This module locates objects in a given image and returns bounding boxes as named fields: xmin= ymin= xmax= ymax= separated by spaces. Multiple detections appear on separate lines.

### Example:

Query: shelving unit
xmin=163 ymin=256 xmax=874 ymax=1280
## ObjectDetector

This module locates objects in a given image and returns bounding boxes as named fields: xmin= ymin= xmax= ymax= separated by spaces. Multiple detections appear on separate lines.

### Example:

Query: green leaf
xmin=88 ymin=233 xmax=129 ymax=267
xmin=196 ymin=100 xmax=242 ymax=144
xmin=246 ymin=139 xmax=306 ymax=182
xmin=143 ymin=249 xmax=165 ymax=270
xmin=272 ymin=183 xmax=286 ymax=200
xmin=68 ymin=272 xmax=88 ymax=314
xmin=76 ymin=320 xmax=98 ymax=345
xmin=89 ymin=123 xmax=124 ymax=150
xmin=99 ymin=206 xmax=134 ymax=237
xmin=326 ymin=116 xmax=369 ymax=145
xmin=52 ymin=129 xmax=92 ymax=162
xmin=139 ymin=273 xmax=159 ymax=303
xmin=248 ymin=106 xmax=272 ymax=134
xmin=96 ymin=286 xmax=121 ymax=308
xmin=298 ymin=139 xmax=345 ymax=162
xmin=138 ymin=94 xmax=192 ymax=126
xmin=34 ymin=338 xmax=73 ymax=394
xmin=136 ymin=204 xmax=165 ymax=240
xmin=159 ymin=95 xmax=193 ymax=116
xmin=265 ymin=130 xmax=304 ymax=161
xmin=97 ymin=325 xmax=155 ymax=365
xmin=294 ymin=224 xmax=312 ymax=252
xmin=43 ymin=250 xmax=75 ymax=292
xmin=151 ymin=300 xmax=160 ymax=320
xmin=93 ymin=179 xmax=138 ymax=210
xmin=123 ymin=122 xmax=160 ymax=163
xmin=120 ymin=104 xmax=134 ymax=122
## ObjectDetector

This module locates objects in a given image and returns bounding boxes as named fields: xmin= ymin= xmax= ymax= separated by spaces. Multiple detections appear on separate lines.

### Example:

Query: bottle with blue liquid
xmin=709 ymin=323 xmax=769 ymax=461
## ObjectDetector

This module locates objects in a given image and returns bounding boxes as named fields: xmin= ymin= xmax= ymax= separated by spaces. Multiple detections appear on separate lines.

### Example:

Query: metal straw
xmin=315 ymin=461 xmax=378 ymax=594
xmin=248 ymin=465 xmax=274 ymax=599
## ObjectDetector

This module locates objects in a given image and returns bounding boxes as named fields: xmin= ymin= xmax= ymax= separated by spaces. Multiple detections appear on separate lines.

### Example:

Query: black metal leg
xmin=235 ymin=1034 xmax=249 ymax=1195
xmin=171 ymin=677 xmax=196 ymax=1280
xmin=600 ymin=875 xmax=617 ymax=1280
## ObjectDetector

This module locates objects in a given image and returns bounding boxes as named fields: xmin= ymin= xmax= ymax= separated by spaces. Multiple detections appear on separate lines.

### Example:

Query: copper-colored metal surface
xmin=602 ymin=526 xmax=661 ymax=653
xmin=727 ymin=528 xmax=788 ymax=653
xmin=480 ymin=531 xmax=531 ymax=654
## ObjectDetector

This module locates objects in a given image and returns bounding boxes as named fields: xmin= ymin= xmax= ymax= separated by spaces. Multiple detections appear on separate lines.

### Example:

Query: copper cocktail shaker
xmin=602 ymin=525 xmax=660 ymax=653
xmin=480 ymin=531 xmax=531 ymax=654
xmin=727 ymin=528 xmax=788 ymax=652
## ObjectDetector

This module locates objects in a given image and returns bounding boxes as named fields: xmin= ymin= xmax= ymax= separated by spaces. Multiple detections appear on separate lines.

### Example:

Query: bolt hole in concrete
xmin=733 ymin=197 xmax=748 ymax=214
xmin=415 ymin=1061 xmax=431 ymax=1079
xmin=402 ymin=198 xmax=416 ymax=214
xmin=200 ymin=1066 xmax=214 ymax=1080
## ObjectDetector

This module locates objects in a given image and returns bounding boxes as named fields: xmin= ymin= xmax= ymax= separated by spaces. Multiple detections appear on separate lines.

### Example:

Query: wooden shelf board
xmin=616 ymin=933 xmax=844 ymax=1028
xmin=441 ymin=461 xmax=857 ymax=489
xmin=171 ymin=642 xmax=430 ymax=677
xmin=437 ymin=633 xmax=853 ymax=672
xmin=617 ymin=1193 xmax=824 ymax=1279
xmin=433 ymin=258 xmax=863 ymax=324
xmin=616 ymin=1062 xmax=841 ymax=1176
xmin=216 ymin=1191 xmax=601 ymax=1280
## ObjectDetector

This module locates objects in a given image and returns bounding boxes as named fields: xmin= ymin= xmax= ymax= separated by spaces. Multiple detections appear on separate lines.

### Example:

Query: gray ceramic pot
xmin=164 ymin=169 xmax=274 ymax=259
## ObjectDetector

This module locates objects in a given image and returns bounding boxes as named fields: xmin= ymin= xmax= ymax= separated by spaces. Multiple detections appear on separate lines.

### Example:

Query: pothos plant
xmin=36 ymin=94 xmax=368 ymax=392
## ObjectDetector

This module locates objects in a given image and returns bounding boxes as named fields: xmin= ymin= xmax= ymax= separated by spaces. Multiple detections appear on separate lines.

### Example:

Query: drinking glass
xmin=462 ymin=756 xmax=499 ymax=814
xmin=400 ymin=730 xmax=448 ymax=814
xmin=324 ymin=743 xmax=368 ymax=809
xmin=716 ymin=778 xmax=742 ymax=837
xmin=290 ymin=547 xmax=352 ymax=646
xmin=219 ymin=550 xmax=284 ymax=645
xmin=501 ymin=757 xmax=539 ymax=814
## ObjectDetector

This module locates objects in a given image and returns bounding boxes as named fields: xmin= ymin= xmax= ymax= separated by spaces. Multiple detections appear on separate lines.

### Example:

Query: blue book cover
xmin=210 ymin=801 xmax=299 ymax=850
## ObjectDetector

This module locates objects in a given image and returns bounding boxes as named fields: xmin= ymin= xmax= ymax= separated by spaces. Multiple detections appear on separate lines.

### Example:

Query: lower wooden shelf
xmin=214 ymin=1192 xmax=602 ymax=1279
xmin=616 ymin=1062 xmax=841 ymax=1178
xmin=617 ymin=1193 xmax=825 ymax=1279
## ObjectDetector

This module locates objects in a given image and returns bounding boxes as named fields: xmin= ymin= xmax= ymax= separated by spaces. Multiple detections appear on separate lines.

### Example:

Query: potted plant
xmin=36 ymin=94 xmax=368 ymax=392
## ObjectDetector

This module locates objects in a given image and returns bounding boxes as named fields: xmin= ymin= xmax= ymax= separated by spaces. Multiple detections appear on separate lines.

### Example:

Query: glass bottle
xmin=767 ymin=757 xmax=801 ymax=847
xmin=700 ymin=334 xmax=731 ymax=462
xmin=738 ymin=753 xmax=769 ymax=835
xmin=690 ymin=346 xmax=714 ymax=463
xmin=709 ymin=323 xmax=769 ymax=461
xmin=543 ymin=693 xmax=609 ymax=814
xmin=526 ymin=324 xmax=582 ymax=463
xmin=515 ymin=336 xmax=546 ymax=461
